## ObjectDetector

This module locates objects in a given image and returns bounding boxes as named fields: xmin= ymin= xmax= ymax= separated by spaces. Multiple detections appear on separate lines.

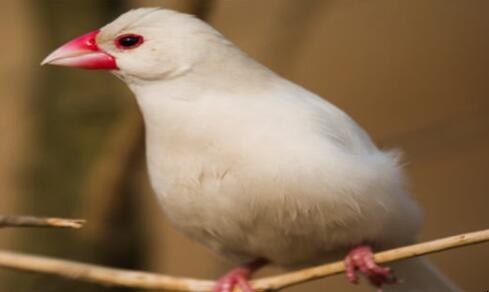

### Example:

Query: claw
xmin=213 ymin=259 xmax=267 ymax=292
xmin=344 ymin=245 xmax=397 ymax=289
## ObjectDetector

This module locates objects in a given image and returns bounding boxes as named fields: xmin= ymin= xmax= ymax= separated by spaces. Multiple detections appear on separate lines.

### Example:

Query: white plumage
xmin=100 ymin=7 xmax=421 ymax=266
xmin=44 ymin=8 xmax=461 ymax=291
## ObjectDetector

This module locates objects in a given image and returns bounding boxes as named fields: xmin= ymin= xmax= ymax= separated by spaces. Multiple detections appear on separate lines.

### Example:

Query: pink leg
xmin=213 ymin=259 xmax=267 ymax=292
xmin=344 ymin=245 xmax=396 ymax=289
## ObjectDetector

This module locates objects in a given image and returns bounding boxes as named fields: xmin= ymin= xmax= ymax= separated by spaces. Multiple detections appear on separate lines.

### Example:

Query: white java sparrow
xmin=42 ymin=8 xmax=460 ymax=292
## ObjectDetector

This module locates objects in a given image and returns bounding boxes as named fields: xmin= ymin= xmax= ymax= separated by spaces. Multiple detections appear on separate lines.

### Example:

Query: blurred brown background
xmin=0 ymin=0 xmax=488 ymax=291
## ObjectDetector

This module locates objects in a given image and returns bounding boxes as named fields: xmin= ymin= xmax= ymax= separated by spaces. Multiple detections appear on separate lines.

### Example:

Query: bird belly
xmin=145 ymin=145 xmax=421 ymax=268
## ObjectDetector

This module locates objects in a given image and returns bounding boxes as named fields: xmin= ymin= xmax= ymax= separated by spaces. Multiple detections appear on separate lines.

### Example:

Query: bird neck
xmin=127 ymin=50 xmax=276 ymax=114
xmin=124 ymin=52 xmax=280 ymax=156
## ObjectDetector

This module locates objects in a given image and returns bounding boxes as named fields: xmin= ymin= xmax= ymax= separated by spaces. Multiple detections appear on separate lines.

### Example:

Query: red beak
xmin=41 ymin=30 xmax=117 ymax=70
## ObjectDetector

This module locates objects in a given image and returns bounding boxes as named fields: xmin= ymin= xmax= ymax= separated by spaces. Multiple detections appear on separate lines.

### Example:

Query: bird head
xmin=41 ymin=8 xmax=225 ymax=82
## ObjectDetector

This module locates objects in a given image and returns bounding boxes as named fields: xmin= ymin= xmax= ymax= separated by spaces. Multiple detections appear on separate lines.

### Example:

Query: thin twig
xmin=0 ymin=216 xmax=85 ymax=229
xmin=252 ymin=228 xmax=489 ymax=291
xmin=0 ymin=228 xmax=487 ymax=291
xmin=0 ymin=249 xmax=213 ymax=291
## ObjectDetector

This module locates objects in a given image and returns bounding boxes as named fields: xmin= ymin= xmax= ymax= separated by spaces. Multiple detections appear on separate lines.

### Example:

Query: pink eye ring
xmin=115 ymin=34 xmax=144 ymax=49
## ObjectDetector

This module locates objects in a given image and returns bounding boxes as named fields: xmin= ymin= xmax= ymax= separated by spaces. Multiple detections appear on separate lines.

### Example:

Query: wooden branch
xmin=0 ymin=228 xmax=488 ymax=291
xmin=0 ymin=216 xmax=85 ymax=229
xmin=0 ymin=249 xmax=214 ymax=291
xmin=252 ymin=228 xmax=489 ymax=291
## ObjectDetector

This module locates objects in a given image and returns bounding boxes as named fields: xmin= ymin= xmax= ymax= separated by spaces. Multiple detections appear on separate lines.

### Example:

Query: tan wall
xmin=0 ymin=0 xmax=35 ymax=243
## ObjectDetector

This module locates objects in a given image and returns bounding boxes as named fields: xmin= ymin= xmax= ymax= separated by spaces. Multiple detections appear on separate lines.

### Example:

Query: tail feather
xmin=384 ymin=257 xmax=461 ymax=292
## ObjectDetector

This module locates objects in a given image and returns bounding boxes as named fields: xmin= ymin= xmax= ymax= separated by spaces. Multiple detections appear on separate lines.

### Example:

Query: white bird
xmin=42 ymin=8 xmax=460 ymax=292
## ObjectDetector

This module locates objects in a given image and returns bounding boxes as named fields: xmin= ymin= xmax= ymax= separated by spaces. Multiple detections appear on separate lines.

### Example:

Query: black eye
xmin=115 ymin=34 xmax=144 ymax=49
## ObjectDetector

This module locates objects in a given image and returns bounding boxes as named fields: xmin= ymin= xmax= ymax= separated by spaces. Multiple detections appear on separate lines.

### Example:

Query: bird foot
xmin=213 ymin=259 xmax=266 ymax=292
xmin=344 ymin=245 xmax=397 ymax=289
xmin=213 ymin=266 xmax=254 ymax=292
